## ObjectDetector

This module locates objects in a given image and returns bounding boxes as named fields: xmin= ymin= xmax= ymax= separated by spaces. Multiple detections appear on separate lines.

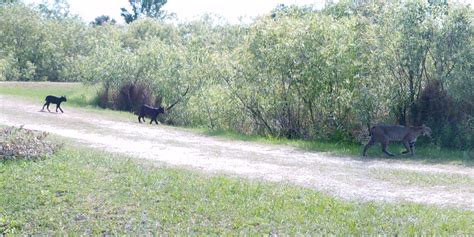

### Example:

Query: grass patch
xmin=0 ymin=81 xmax=136 ymax=121
xmin=361 ymin=142 xmax=473 ymax=165
xmin=371 ymin=169 xmax=474 ymax=187
xmin=196 ymin=129 xmax=473 ymax=165
xmin=0 ymin=81 xmax=99 ymax=107
xmin=0 ymin=145 xmax=473 ymax=235
xmin=194 ymin=128 xmax=361 ymax=155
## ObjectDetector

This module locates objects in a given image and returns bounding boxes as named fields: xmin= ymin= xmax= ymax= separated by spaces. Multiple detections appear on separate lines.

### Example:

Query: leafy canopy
xmin=121 ymin=0 xmax=168 ymax=23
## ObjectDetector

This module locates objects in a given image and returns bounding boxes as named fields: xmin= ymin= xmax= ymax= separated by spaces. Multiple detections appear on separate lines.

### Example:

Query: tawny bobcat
xmin=363 ymin=124 xmax=432 ymax=157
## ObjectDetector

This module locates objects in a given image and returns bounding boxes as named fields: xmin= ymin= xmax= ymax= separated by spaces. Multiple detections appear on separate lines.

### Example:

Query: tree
xmin=38 ymin=0 xmax=70 ymax=20
xmin=0 ymin=0 xmax=19 ymax=4
xmin=91 ymin=15 xmax=116 ymax=26
xmin=121 ymin=0 xmax=168 ymax=23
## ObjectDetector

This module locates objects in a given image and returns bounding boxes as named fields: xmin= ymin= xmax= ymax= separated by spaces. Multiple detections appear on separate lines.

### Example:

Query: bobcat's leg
xmin=402 ymin=140 xmax=411 ymax=154
xmin=154 ymin=117 xmax=159 ymax=124
xmin=41 ymin=102 xmax=48 ymax=111
xmin=57 ymin=104 xmax=64 ymax=113
xmin=362 ymin=137 xmax=375 ymax=156
xmin=381 ymin=141 xmax=394 ymax=156
xmin=46 ymin=103 xmax=51 ymax=112
xmin=409 ymin=141 xmax=416 ymax=156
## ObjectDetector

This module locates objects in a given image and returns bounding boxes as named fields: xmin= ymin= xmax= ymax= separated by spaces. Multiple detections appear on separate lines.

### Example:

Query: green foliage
xmin=120 ymin=0 xmax=168 ymax=23
xmin=0 ymin=4 xmax=90 ymax=81
xmin=91 ymin=15 xmax=116 ymax=26
xmin=0 ymin=1 xmax=472 ymax=150
xmin=0 ymin=0 xmax=18 ymax=4
xmin=0 ymin=54 xmax=16 ymax=81
xmin=37 ymin=0 xmax=70 ymax=20
xmin=232 ymin=13 xmax=363 ymax=139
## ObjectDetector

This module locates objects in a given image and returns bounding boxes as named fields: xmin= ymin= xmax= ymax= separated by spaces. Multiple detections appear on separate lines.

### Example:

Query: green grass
xmin=371 ymin=169 xmax=474 ymax=187
xmin=1 ymin=145 xmax=473 ymax=235
xmin=0 ymin=81 xmax=99 ymax=107
xmin=197 ymin=129 xmax=473 ymax=165
xmin=192 ymin=128 xmax=361 ymax=154
xmin=0 ymin=81 xmax=136 ymax=121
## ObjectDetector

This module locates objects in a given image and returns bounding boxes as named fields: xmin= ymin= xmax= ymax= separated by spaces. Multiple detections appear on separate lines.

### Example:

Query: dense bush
xmin=97 ymin=82 xmax=157 ymax=112
xmin=0 ymin=1 xmax=472 ymax=150
xmin=0 ymin=126 xmax=61 ymax=160
xmin=416 ymin=80 xmax=473 ymax=149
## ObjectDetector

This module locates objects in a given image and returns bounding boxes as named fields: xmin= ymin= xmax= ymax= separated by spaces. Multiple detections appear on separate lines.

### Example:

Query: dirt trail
xmin=1 ymin=95 xmax=473 ymax=210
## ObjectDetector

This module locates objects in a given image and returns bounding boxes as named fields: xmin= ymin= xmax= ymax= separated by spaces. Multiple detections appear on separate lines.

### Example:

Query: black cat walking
xmin=42 ymin=95 xmax=67 ymax=113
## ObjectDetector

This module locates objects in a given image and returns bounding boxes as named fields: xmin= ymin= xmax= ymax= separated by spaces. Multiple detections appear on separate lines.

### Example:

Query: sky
xmin=23 ymin=0 xmax=325 ymax=24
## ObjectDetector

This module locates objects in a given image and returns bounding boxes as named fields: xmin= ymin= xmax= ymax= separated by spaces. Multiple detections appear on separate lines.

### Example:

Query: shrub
xmin=97 ymin=83 xmax=157 ymax=113
xmin=416 ymin=80 xmax=473 ymax=150
xmin=0 ymin=126 xmax=61 ymax=161
xmin=113 ymin=82 xmax=155 ymax=112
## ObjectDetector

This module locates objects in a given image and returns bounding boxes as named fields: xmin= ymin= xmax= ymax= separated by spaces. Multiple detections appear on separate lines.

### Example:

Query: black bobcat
xmin=138 ymin=104 xmax=164 ymax=124
xmin=137 ymin=87 xmax=189 ymax=125
xmin=42 ymin=95 xmax=67 ymax=113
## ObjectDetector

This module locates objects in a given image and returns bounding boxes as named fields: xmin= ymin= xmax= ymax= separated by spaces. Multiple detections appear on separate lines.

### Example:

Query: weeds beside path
xmin=1 ymin=95 xmax=473 ymax=210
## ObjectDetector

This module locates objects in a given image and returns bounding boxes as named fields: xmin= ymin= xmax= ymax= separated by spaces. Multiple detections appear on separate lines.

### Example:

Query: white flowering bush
xmin=0 ymin=126 xmax=61 ymax=160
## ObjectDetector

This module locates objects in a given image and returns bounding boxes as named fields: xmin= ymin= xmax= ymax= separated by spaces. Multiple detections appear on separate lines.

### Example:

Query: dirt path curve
xmin=1 ymin=95 xmax=473 ymax=210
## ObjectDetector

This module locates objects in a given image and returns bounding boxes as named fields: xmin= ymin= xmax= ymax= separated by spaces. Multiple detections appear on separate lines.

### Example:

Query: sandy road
xmin=1 ymin=95 xmax=473 ymax=210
